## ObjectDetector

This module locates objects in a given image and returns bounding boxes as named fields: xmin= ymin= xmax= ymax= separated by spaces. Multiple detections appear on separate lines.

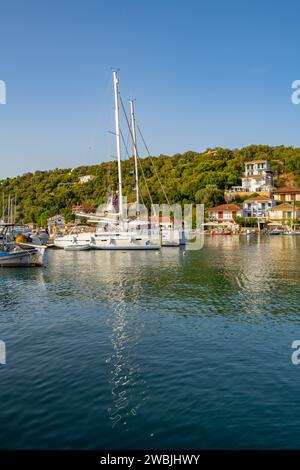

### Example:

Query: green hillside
xmin=1 ymin=145 xmax=300 ymax=226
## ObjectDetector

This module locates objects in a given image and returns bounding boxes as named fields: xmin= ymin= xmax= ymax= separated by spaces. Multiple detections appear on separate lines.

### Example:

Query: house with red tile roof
xmin=208 ymin=204 xmax=242 ymax=222
xmin=268 ymin=203 xmax=300 ymax=221
xmin=272 ymin=186 xmax=300 ymax=202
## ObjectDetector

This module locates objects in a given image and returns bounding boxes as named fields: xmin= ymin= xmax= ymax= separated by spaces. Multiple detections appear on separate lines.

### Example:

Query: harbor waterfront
xmin=0 ymin=235 xmax=300 ymax=449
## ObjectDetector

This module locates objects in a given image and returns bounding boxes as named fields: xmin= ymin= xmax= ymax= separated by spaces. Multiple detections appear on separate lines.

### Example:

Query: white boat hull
xmin=0 ymin=246 xmax=46 ymax=267
xmin=54 ymin=231 xmax=161 ymax=250
xmin=64 ymin=244 xmax=91 ymax=251
xmin=161 ymin=228 xmax=180 ymax=247
xmin=91 ymin=232 xmax=160 ymax=250
xmin=53 ymin=233 xmax=93 ymax=249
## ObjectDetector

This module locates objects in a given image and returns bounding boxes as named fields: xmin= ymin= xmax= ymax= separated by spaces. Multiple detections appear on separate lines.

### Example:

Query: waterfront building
xmin=208 ymin=204 xmax=242 ymax=222
xmin=272 ymin=186 xmax=300 ymax=202
xmin=268 ymin=203 xmax=300 ymax=221
xmin=242 ymin=196 xmax=275 ymax=218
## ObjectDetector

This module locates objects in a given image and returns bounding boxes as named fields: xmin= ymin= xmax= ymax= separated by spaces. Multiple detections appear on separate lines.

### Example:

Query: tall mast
xmin=130 ymin=99 xmax=139 ymax=211
xmin=2 ymin=192 xmax=4 ymax=222
xmin=113 ymin=71 xmax=123 ymax=229
xmin=14 ymin=194 xmax=17 ymax=224
xmin=8 ymin=194 xmax=11 ymax=224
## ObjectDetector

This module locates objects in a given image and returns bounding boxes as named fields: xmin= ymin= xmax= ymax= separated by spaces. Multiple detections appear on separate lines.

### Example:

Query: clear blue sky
xmin=1 ymin=0 xmax=300 ymax=178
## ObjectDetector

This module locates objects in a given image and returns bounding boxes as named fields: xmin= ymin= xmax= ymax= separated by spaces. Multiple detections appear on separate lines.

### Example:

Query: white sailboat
xmin=54 ymin=71 xmax=190 ymax=249
xmin=128 ymin=98 xmax=181 ymax=247
xmin=92 ymin=75 xmax=160 ymax=250
xmin=54 ymin=71 xmax=161 ymax=251
xmin=127 ymin=97 xmax=182 ymax=247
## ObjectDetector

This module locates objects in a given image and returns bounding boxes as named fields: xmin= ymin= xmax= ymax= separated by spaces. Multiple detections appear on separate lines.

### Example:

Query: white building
xmin=242 ymin=160 xmax=273 ymax=193
xmin=230 ymin=160 xmax=274 ymax=194
xmin=242 ymin=196 xmax=276 ymax=218
xmin=79 ymin=175 xmax=94 ymax=184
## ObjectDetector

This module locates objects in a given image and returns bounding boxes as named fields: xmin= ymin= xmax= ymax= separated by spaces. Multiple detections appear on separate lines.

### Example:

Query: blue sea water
xmin=0 ymin=235 xmax=300 ymax=449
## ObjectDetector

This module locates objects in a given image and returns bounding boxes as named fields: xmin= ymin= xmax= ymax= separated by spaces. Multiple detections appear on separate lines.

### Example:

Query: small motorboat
xmin=268 ymin=228 xmax=285 ymax=236
xmin=0 ymin=224 xmax=46 ymax=267
xmin=284 ymin=231 xmax=300 ymax=236
xmin=64 ymin=244 xmax=91 ymax=251
xmin=0 ymin=245 xmax=46 ymax=267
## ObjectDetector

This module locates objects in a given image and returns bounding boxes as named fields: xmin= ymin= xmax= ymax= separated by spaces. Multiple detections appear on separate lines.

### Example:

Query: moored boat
xmin=54 ymin=231 xmax=94 ymax=249
xmin=283 ymin=230 xmax=300 ymax=236
xmin=57 ymin=71 xmax=161 ymax=252
xmin=0 ymin=224 xmax=46 ymax=267
xmin=0 ymin=246 xmax=45 ymax=267
xmin=64 ymin=244 xmax=91 ymax=251
xmin=91 ymin=231 xmax=160 ymax=250
xmin=268 ymin=228 xmax=285 ymax=235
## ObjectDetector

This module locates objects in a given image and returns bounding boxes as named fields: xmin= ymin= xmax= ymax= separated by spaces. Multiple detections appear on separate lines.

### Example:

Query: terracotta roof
xmin=208 ymin=204 xmax=241 ymax=212
xmin=269 ymin=203 xmax=295 ymax=211
xmin=272 ymin=186 xmax=300 ymax=194
xmin=245 ymin=160 xmax=269 ymax=164
xmin=244 ymin=196 xmax=272 ymax=203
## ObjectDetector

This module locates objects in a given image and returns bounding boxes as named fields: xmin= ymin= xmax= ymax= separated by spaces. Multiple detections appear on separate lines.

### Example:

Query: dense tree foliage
xmin=1 ymin=145 xmax=300 ymax=225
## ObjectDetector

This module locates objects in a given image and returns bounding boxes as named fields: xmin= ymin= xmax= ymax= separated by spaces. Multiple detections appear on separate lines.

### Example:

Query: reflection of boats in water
xmin=46 ymin=248 xmax=182 ymax=429
xmin=0 ymin=224 xmax=46 ymax=267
